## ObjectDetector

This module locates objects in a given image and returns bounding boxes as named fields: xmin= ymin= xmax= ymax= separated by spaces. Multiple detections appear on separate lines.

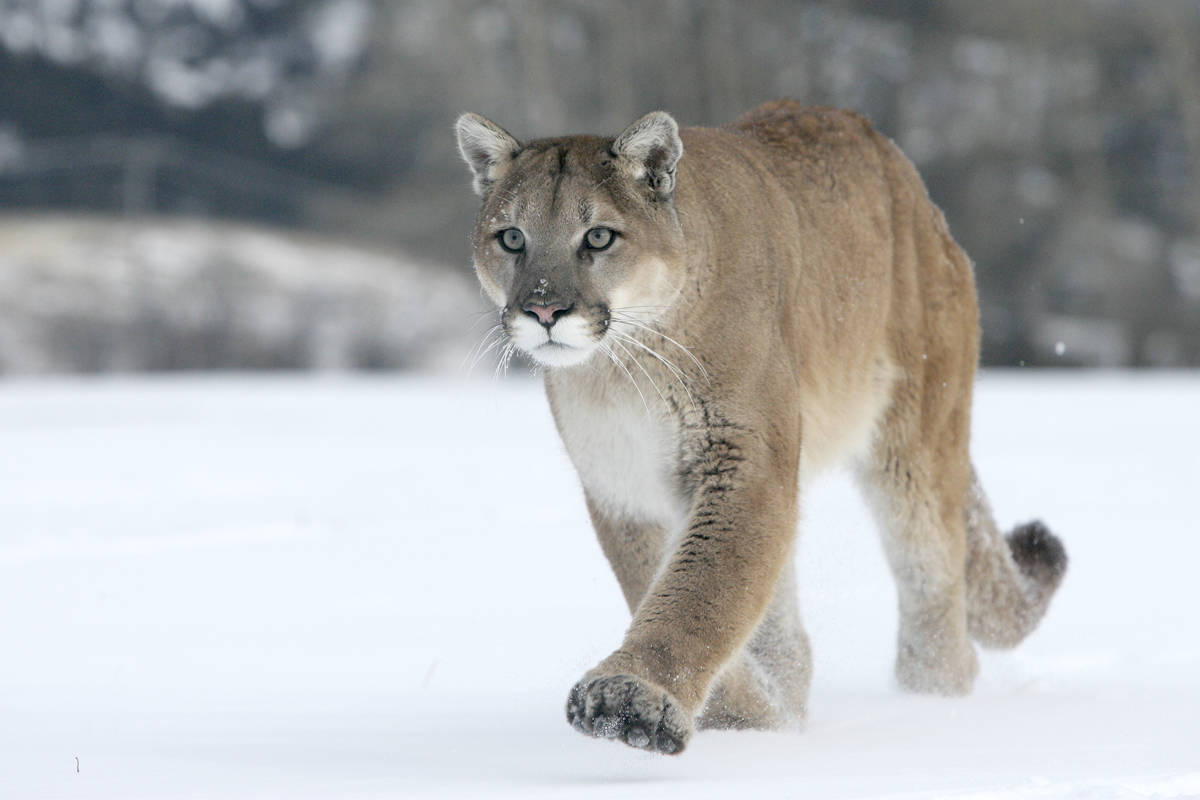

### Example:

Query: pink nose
xmin=523 ymin=302 xmax=570 ymax=327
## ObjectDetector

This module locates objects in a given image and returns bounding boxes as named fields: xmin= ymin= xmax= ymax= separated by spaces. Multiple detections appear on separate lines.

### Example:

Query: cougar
xmin=454 ymin=100 xmax=1066 ymax=755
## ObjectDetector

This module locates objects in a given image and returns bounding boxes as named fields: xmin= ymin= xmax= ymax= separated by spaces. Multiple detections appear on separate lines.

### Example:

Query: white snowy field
xmin=1 ymin=371 xmax=1198 ymax=799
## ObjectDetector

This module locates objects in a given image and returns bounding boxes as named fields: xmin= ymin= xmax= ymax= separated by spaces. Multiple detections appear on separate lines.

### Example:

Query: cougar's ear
xmin=455 ymin=113 xmax=521 ymax=196
xmin=611 ymin=111 xmax=683 ymax=198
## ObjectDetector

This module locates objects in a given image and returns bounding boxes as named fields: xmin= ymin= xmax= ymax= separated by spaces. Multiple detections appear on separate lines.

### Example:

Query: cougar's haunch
xmin=455 ymin=100 xmax=1066 ymax=755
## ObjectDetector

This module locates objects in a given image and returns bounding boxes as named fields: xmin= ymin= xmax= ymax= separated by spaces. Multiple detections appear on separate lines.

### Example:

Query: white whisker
xmin=468 ymin=330 xmax=506 ymax=375
xmin=466 ymin=308 xmax=502 ymax=332
xmin=598 ymin=341 xmax=650 ymax=413
xmin=462 ymin=324 xmax=503 ymax=374
xmin=465 ymin=323 xmax=500 ymax=360
xmin=610 ymin=304 xmax=670 ymax=315
xmin=492 ymin=342 xmax=516 ymax=381
xmin=611 ymin=337 xmax=670 ymax=409
xmin=500 ymin=342 xmax=517 ymax=378
xmin=610 ymin=330 xmax=697 ymax=411
xmin=609 ymin=314 xmax=710 ymax=383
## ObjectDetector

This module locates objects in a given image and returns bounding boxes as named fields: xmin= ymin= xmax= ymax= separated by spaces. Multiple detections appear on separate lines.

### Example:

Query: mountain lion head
xmin=456 ymin=112 xmax=687 ymax=367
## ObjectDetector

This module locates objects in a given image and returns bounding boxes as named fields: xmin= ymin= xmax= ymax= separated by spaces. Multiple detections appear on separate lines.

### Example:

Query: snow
xmin=1 ymin=371 xmax=1198 ymax=799
xmin=0 ymin=216 xmax=480 ymax=373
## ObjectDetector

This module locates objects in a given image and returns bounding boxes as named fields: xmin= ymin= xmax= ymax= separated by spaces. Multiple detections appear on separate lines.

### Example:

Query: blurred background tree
xmin=0 ymin=0 xmax=1197 ymax=372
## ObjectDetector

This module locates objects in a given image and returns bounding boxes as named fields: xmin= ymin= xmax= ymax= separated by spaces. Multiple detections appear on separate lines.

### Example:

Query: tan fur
xmin=455 ymin=100 xmax=1067 ymax=755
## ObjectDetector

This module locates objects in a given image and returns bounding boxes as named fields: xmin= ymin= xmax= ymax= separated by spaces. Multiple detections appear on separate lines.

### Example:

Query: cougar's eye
xmin=584 ymin=227 xmax=615 ymax=251
xmin=498 ymin=228 xmax=525 ymax=253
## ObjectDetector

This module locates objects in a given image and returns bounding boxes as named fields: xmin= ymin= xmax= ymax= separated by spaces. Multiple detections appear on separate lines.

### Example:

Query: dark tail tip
xmin=1007 ymin=520 xmax=1068 ymax=585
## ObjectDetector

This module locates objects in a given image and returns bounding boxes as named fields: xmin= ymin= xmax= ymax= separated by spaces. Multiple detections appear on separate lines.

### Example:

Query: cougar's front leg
xmin=567 ymin=423 xmax=799 ymax=754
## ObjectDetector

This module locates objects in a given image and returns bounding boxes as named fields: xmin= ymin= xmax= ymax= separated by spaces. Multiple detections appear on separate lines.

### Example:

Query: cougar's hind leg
xmin=745 ymin=563 xmax=812 ymax=723
xmin=855 ymin=392 xmax=980 ymax=696
xmin=698 ymin=657 xmax=783 ymax=731
xmin=699 ymin=561 xmax=812 ymax=730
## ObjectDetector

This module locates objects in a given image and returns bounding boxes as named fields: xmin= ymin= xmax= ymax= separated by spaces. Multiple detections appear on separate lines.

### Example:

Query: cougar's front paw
xmin=565 ymin=674 xmax=692 ymax=755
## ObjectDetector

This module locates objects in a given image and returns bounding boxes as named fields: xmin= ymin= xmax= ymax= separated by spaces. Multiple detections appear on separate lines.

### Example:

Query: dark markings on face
xmin=549 ymin=146 xmax=569 ymax=213
xmin=486 ymin=137 xmax=649 ymax=234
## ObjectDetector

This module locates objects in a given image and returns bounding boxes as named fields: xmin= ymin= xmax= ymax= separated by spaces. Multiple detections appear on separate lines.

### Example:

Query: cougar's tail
xmin=964 ymin=467 xmax=1068 ymax=649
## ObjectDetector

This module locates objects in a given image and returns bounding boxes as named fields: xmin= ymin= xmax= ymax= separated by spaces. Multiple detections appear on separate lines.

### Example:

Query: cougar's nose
xmin=522 ymin=302 xmax=572 ymax=327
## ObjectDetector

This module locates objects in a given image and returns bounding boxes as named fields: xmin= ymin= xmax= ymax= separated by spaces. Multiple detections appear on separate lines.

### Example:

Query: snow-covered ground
xmin=1 ymin=372 xmax=1197 ymax=799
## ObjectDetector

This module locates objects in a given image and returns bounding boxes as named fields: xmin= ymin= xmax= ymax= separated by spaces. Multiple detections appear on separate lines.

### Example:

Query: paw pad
xmin=566 ymin=674 xmax=691 ymax=755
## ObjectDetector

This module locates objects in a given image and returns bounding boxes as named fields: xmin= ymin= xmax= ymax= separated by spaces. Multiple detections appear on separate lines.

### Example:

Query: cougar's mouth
xmin=505 ymin=307 xmax=603 ymax=368
xmin=525 ymin=337 xmax=597 ymax=368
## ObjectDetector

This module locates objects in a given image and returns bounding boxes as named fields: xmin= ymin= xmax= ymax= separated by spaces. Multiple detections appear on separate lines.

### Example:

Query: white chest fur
xmin=548 ymin=379 xmax=685 ymax=529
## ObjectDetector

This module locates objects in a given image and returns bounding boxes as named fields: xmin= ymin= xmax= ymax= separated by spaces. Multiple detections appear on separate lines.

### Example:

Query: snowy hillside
xmin=0 ymin=215 xmax=482 ymax=373
xmin=1 ymin=372 xmax=1197 ymax=799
